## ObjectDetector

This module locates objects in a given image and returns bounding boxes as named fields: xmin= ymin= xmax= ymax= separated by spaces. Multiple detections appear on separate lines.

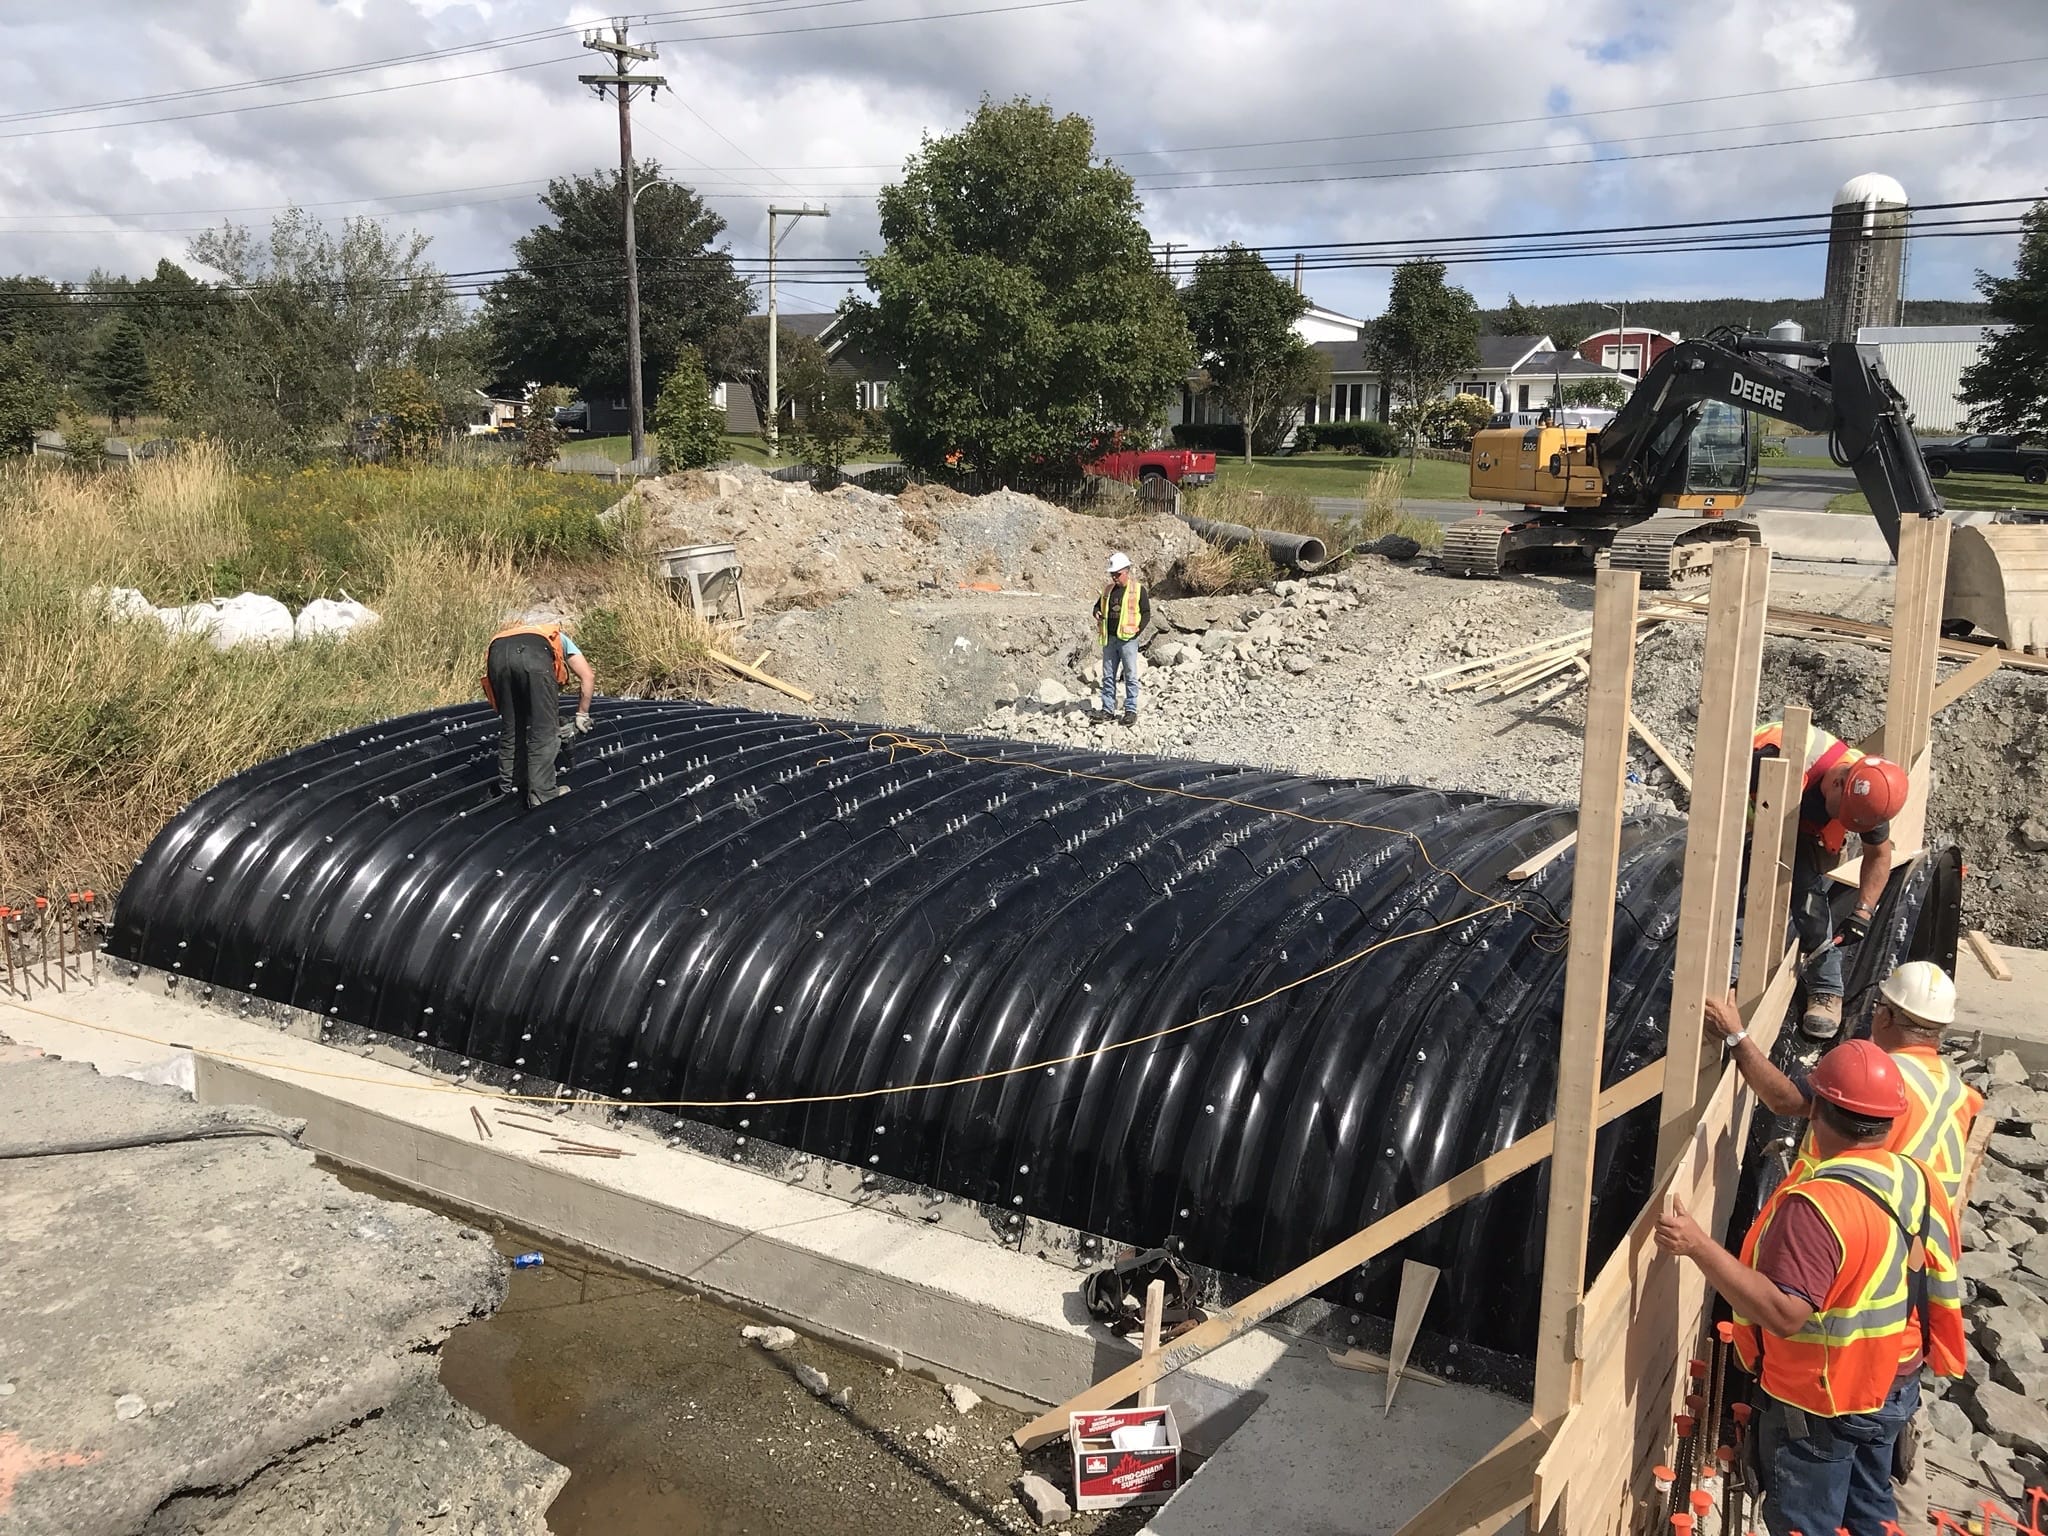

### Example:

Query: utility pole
xmin=580 ymin=23 xmax=665 ymax=464
xmin=765 ymin=204 xmax=828 ymax=459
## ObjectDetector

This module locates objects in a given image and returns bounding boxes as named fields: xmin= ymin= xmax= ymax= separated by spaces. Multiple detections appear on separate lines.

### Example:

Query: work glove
xmin=1834 ymin=907 xmax=1871 ymax=946
xmin=573 ymin=713 xmax=593 ymax=735
xmin=558 ymin=724 xmax=578 ymax=746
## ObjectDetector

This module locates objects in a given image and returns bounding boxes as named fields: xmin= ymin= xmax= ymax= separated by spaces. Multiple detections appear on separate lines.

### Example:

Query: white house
xmin=1855 ymin=324 xmax=2013 ymax=433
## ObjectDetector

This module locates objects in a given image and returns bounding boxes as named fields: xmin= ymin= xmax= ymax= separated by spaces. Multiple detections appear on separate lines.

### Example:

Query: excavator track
xmin=1439 ymin=513 xmax=1517 ymax=578
xmin=1607 ymin=514 xmax=1763 ymax=589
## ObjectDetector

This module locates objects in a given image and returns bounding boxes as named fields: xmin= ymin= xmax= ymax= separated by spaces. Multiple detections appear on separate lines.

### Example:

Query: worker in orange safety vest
xmin=481 ymin=622 xmax=596 ymax=808
xmin=1751 ymin=721 xmax=1910 ymax=1040
xmin=1656 ymin=1039 xmax=1965 ymax=1536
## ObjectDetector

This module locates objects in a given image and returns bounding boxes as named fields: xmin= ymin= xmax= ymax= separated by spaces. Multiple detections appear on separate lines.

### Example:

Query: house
xmin=1574 ymin=327 xmax=1682 ymax=378
xmin=1855 ymin=324 xmax=2014 ymax=433
xmin=717 ymin=310 xmax=896 ymax=434
xmin=468 ymin=391 xmax=525 ymax=435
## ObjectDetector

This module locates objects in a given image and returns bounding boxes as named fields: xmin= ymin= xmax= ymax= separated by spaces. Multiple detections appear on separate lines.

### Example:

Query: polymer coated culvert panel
xmin=110 ymin=700 xmax=1950 ymax=1362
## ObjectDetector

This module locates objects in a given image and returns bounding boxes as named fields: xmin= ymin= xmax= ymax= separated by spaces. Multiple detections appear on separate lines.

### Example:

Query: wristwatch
xmin=1723 ymin=1027 xmax=1749 ymax=1049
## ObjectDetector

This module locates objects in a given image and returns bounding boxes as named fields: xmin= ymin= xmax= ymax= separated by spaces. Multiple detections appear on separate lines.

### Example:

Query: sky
xmin=3 ymin=0 xmax=2045 ymax=325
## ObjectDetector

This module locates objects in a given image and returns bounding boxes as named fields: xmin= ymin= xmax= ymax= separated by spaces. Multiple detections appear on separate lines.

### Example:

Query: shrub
xmin=1170 ymin=423 xmax=1244 ymax=453
xmin=520 ymin=386 xmax=566 ymax=469
xmin=651 ymin=346 xmax=724 ymax=471
xmin=1298 ymin=420 xmax=1400 ymax=456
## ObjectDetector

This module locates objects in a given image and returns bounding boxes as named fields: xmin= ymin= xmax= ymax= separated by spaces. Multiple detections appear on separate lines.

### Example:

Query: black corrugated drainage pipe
xmin=109 ymin=701 xmax=1954 ymax=1363
xmin=1176 ymin=510 xmax=1328 ymax=569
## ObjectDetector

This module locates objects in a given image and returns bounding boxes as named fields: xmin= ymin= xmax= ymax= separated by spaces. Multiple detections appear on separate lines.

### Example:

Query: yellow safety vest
xmin=1098 ymin=579 xmax=1144 ymax=645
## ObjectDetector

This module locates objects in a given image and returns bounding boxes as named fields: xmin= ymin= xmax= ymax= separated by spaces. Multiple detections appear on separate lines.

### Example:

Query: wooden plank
xmin=1965 ymin=929 xmax=2014 ymax=982
xmin=1389 ymin=1414 xmax=1549 ymax=1536
xmin=710 ymin=647 xmax=816 ymax=703
xmin=1876 ymin=517 xmax=1951 ymax=766
xmin=1136 ymin=1278 xmax=1165 ymax=1408
xmin=1508 ymin=831 xmax=1579 ymax=882
xmin=1009 ymin=1058 xmax=1668 ymax=1451
xmin=1534 ymin=567 xmax=1639 ymax=1425
xmin=1705 ymin=546 xmax=1773 ymax=1002
xmin=1764 ymin=705 xmax=1812 ymax=975
xmin=1857 ymin=644 xmax=2004 ymax=754
xmin=1738 ymin=756 xmax=1795 ymax=1008
xmin=1417 ymin=626 xmax=1595 ymax=684
xmin=1959 ymin=1106 xmax=1997 ymax=1208
xmin=1628 ymin=710 xmax=1693 ymax=792
xmin=1385 ymin=1259 xmax=1441 ymax=1414
xmin=1325 ymin=1347 xmax=1450 ymax=1389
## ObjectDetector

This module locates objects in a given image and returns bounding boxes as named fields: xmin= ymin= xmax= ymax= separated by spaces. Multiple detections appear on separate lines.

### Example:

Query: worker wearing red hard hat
xmin=1657 ymin=1039 xmax=1965 ymax=1536
xmin=1752 ymin=721 xmax=1911 ymax=1040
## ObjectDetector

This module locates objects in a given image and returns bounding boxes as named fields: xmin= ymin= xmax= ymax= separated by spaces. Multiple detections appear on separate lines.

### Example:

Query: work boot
xmin=1799 ymin=992 xmax=1844 ymax=1041
xmin=525 ymin=786 xmax=571 ymax=810
xmin=1120 ymin=711 xmax=1138 ymax=729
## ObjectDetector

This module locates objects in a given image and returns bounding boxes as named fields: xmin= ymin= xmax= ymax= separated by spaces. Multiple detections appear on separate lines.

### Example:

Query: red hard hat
xmin=1839 ymin=755 xmax=1909 ymax=832
xmin=1807 ymin=1039 xmax=1907 ymax=1119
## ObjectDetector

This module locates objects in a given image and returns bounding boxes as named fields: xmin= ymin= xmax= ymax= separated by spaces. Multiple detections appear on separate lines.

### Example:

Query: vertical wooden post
xmin=1878 ymin=517 xmax=1951 ymax=858
xmin=1656 ymin=544 xmax=1771 ymax=1179
xmin=1136 ymin=1279 xmax=1165 ymax=1409
xmin=1738 ymin=756 xmax=1796 ymax=1007
xmin=1533 ymin=567 xmax=1640 ymax=1425
xmin=1769 ymin=704 xmax=1811 ymax=961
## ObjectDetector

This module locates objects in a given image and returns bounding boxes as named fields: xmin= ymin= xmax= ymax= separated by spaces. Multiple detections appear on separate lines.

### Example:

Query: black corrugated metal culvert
xmin=109 ymin=700 xmax=1957 ymax=1362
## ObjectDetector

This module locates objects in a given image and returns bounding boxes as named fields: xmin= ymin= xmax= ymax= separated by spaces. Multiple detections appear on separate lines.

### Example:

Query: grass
xmin=0 ymin=445 xmax=717 ymax=903
xmin=1211 ymin=451 xmax=1471 ymax=503
xmin=576 ymin=432 xmax=775 ymax=466
xmin=1827 ymin=470 xmax=2048 ymax=515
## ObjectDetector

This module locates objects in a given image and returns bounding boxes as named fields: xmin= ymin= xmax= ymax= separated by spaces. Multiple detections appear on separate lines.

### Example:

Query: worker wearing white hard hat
xmin=1094 ymin=551 xmax=1151 ymax=727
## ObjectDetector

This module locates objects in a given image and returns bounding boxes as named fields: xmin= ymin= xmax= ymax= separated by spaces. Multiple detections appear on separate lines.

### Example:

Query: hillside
xmin=1478 ymin=297 xmax=1992 ymax=346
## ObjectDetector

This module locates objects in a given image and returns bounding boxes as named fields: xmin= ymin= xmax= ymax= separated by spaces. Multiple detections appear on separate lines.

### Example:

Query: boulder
xmin=2020 ymin=1232 xmax=2048 ymax=1280
xmin=1036 ymin=679 xmax=1075 ymax=708
xmin=2018 ymin=817 xmax=2048 ymax=853
xmin=1968 ymin=1380 xmax=2048 ymax=1460
xmin=1960 ymin=1248 xmax=2018 ymax=1281
xmin=1282 ymin=653 xmax=1315 ymax=675
xmin=1991 ymin=1133 xmax=2048 ymax=1173
xmin=1987 ymin=1085 xmax=2048 ymax=1126
xmin=1978 ymin=1278 xmax=2048 ymax=1338
xmin=1975 ymin=1313 xmax=2044 ymax=1367
xmin=1926 ymin=1396 xmax=1974 ymax=1446
xmin=1989 ymin=1050 xmax=2030 ymax=1086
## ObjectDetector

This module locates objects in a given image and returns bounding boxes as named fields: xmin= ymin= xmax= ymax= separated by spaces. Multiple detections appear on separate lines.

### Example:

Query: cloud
xmin=1 ymin=0 xmax=2039 ymax=322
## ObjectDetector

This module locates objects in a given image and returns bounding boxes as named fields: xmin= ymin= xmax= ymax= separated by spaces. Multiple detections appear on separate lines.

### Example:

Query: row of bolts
xmin=0 ymin=893 xmax=98 ymax=995
xmin=1653 ymin=1322 xmax=1750 ymax=1536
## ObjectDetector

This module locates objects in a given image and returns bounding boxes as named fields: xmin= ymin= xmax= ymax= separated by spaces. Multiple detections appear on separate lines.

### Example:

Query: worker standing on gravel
xmin=1095 ymin=552 xmax=1151 ymax=727
xmin=1655 ymin=1039 xmax=1966 ymax=1536
xmin=1751 ymin=721 xmax=1910 ymax=1040
xmin=482 ymin=621 xmax=596 ymax=808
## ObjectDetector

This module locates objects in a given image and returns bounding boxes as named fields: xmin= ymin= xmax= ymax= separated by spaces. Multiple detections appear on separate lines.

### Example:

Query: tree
xmin=79 ymin=320 xmax=156 ymax=429
xmin=1493 ymin=293 xmax=1542 ymax=336
xmin=1959 ymin=198 xmax=2048 ymax=438
xmin=1367 ymin=259 xmax=1480 ymax=463
xmin=0 ymin=337 xmax=57 ymax=457
xmin=841 ymin=98 xmax=1191 ymax=479
xmin=519 ymin=385 xmax=567 ymax=469
xmin=1557 ymin=376 xmax=1633 ymax=410
xmin=710 ymin=316 xmax=828 ymax=441
xmin=1182 ymin=244 xmax=1326 ymax=463
xmin=485 ymin=164 xmax=750 ymax=412
xmin=370 ymin=366 xmax=445 ymax=461
xmin=649 ymin=346 xmax=723 ymax=470
xmin=792 ymin=372 xmax=865 ymax=486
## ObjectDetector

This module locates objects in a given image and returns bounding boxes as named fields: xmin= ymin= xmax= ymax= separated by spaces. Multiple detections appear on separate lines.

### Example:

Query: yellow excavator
xmin=1443 ymin=331 xmax=2048 ymax=649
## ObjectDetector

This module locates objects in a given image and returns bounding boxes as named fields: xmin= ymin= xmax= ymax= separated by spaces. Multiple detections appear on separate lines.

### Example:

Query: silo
xmin=1822 ymin=173 xmax=1909 ymax=341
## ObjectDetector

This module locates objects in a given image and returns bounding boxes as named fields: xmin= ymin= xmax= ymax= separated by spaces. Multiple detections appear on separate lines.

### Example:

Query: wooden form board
xmin=1656 ymin=543 xmax=1771 ymax=1180
xmin=1508 ymin=831 xmax=1579 ymax=882
xmin=1532 ymin=569 xmax=1640 ymax=1425
xmin=1876 ymin=517 xmax=1953 ymax=769
xmin=1965 ymin=929 xmax=2014 ymax=982
xmin=1737 ymin=756 xmax=1796 ymax=1008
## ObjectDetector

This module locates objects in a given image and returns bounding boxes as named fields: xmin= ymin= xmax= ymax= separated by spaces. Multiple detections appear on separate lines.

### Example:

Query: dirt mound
xmin=636 ymin=464 xmax=1201 ymax=614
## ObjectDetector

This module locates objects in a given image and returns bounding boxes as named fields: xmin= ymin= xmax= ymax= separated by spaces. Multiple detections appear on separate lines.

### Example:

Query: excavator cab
xmin=1673 ymin=401 xmax=1753 ymax=504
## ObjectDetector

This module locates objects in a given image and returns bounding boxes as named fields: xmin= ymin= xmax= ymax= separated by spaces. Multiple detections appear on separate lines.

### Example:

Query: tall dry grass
xmin=0 ymin=453 xmax=714 ymax=904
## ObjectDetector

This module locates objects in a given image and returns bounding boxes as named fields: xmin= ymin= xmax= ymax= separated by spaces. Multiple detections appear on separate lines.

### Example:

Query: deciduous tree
xmin=711 ymin=316 xmax=829 ymax=441
xmin=650 ymin=346 xmax=723 ymax=471
xmin=1367 ymin=259 xmax=1480 ymax=463
xmin=1557 ymin=376 xmax=1633 ymax=410
xmin=1182 ymin=244 xmax=1325 ymax=463
xmin=841 ymin=98 xmax=1191 ymax=479
xmin=1959 ymin=198 xmax=2048 ymax=438
xmin=0 ymin=337 xmax=57 ymax=457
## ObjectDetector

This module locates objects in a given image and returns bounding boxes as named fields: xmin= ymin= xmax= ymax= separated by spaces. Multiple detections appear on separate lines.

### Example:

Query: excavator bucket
xmin=1944 ymin=521 xmax=2048 ymax=653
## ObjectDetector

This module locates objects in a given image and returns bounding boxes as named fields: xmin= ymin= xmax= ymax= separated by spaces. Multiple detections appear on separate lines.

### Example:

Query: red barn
xmin=1574 ymin=328 xmax=1682 ymax=378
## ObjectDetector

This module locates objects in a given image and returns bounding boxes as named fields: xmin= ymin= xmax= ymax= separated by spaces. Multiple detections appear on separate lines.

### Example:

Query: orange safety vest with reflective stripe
xmin=1785 ymin=1046 xmax=1983 ymax=1210
xmin=1097 ymin=578 xmax=1144 ymax=645
xmin=1732 ymin=1148 xmax=1966 ymax=1416
xmin=480 ymin=623 xmax=569 ymax=709
xmin=1753 ymin=720 xmax=1862 ymax=854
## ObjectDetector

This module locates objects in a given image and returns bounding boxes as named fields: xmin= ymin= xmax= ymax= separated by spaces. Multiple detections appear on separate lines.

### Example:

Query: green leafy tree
xmin=842 ymin=98 xmax=1192 ymax=479
xmin=650 ymin=346 xmax=723 ymax=471
xmin=1959 ymin=197 xmax=2048 ymax=438
xmin=485 ymin=164 xmax=750 ymax=412
xmin=710 ymin=316 xmax=828 ymax=442
xmin=520 ymin=385 xmax=567 ymax=469
xmin=1182 ymin=243 xmax=1326 ymax=463
xmin=79 ymin=320 xmax=156 ymax=429
xmin=370 ymin=366 xmax=445 ymax=460
xmin=0 ymin=337 xmax=58 ymax=457
xmin=1367 ymin=259 xmax=1480 ymax=462
xmin=56 ymin=399 xmax=102 ymax=466
xmin=1557 ymin=376 xmax=1633 ymax=410
xmin=1492 ymin=293 xmax=1542 ymax=336
xmin=792 ymin=372 xmax=865 ymax=486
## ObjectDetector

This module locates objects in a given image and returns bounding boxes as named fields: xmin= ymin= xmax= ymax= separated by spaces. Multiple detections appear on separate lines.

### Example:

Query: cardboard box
xmin=1069 ymin=1406 xmax=1182 ymax=1511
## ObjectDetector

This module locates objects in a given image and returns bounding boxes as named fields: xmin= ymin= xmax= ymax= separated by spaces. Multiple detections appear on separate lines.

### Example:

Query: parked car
xmin=1921 ymin=433 xmax=2048 ymax=483
xmin=1084 ymin=446 xmax=1217 ymax=487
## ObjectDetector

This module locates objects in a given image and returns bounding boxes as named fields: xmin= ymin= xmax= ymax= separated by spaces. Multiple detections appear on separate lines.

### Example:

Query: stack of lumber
xmin=1415 ymin=619 xmax=1667 ymax=707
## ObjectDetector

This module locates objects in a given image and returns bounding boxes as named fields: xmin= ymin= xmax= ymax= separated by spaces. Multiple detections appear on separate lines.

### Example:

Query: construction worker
xmin=1655 ymin=1040 xmax=1965 ymax=1536
xmin=482 ymin=621 xmax=595 ymax=808
xmin=1751 ymin=721 xmax=1911 ymax=1039
xmin=1095 ymin=551 xmax=1151 ymax=727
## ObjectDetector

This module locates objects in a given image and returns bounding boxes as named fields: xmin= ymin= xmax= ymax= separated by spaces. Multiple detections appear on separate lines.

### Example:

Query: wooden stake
xmin=1010 ymin=1059 xmax=1668 ymax=1451
xmin=711 ymin=647 xmax=815 ymax=703
xmin=1385 ymin=1258 xmax=1442 ymax=1415
xmin=1965 ymin=929 xmax=2013 ymax=982
xmin=1628 ymin=711 xmax=1692 ymax=793
xmin=1533 ymin=568 xmax=1638 ymax=1426
xmin=1136 ymin=1279 xmax=1166 ymax=1409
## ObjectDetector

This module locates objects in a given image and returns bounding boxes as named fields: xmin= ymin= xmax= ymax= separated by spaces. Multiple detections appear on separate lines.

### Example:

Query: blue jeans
xmin=1757 ymin=1375 xmax=1917 ymax=1536
xmin=1101 ymin=638 xmax=1140 ymax=715
xmin=1792 ymin=845 xmax=1843 ymax=998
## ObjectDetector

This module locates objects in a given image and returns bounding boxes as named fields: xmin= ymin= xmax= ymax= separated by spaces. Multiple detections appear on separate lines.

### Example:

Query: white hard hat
xmin=1107 ymin=551 xmax=1131 ymax=574
xmin=1879 ymin=961 xmax=1956 ymax=1028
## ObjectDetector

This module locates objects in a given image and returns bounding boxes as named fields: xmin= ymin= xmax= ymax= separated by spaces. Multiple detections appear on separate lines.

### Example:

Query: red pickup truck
xmin=1085 ymin=447 xmax=1217 ymax=487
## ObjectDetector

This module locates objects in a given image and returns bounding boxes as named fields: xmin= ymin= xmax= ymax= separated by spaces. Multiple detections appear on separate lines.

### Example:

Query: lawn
xmin=1828 ymin=470 xmax=2048 ymax=515
xmin=574 ymin=432 xmax=774 ymax=466
xmin=1212 ymin=452 xmax=1472 ymax=502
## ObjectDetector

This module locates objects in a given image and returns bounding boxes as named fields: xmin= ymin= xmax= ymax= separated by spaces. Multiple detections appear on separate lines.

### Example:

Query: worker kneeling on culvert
xmin=1656 ymin=1038 xmax=1966 ymax=1536
xmin=481 ymin=620 xmax=596 ymax=808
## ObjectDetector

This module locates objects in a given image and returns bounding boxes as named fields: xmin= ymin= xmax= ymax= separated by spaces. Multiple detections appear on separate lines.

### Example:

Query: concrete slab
xmin=0 ymin=1050 xmax=559 ymax=1536
xmin=1750 ymin=509 xmax=1894 ymax=565
xmin=1958 ymin=943 xmax=2048 ymax=1073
